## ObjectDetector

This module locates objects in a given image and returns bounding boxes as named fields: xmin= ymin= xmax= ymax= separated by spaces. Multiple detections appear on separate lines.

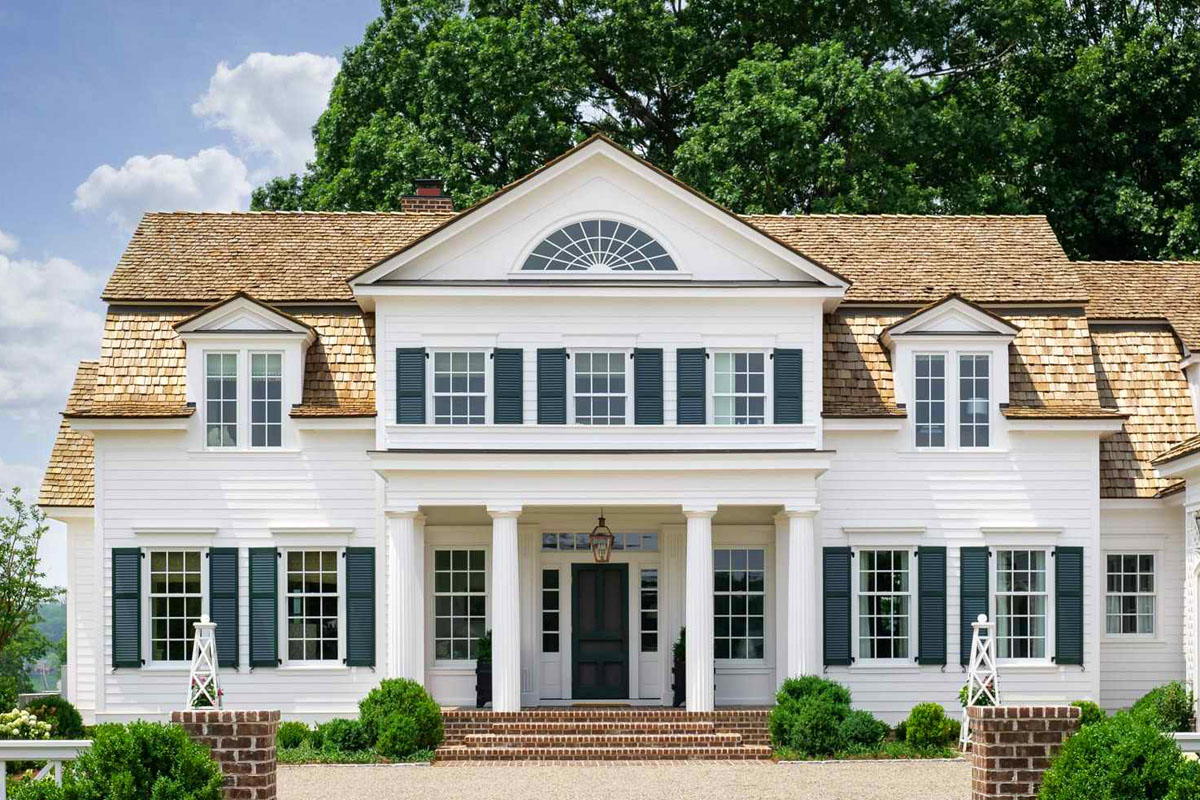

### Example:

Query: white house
xmin=37 ymin=136 xmax=1199 ymax=724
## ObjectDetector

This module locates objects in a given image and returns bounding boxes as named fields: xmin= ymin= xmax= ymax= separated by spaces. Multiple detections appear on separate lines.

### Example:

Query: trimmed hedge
xmin=838 ymin=709 xmax=888 ymax=752
xmin=1130 ymin=682 xmax=1195 ymax=733
xmin=358 ymin=678 xmax=443 ymax=758
xmin=314 ymin=718 xmax=371 ymax=753
xmin=903 ymin=703 xmax=957 ymax=750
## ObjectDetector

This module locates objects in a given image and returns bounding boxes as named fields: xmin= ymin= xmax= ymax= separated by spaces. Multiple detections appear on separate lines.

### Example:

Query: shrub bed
xmin=22 ymin=698 xmax=84 ymax=740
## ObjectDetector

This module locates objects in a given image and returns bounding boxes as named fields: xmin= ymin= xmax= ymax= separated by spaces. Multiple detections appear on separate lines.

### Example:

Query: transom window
xmin=574 ymin=352 xmax=627 ymax=424
xmin=714 ymin=548 xmax=765 ymax=659
xmin=542 ymin=569 xmax=560 ymax=653
xmin=857 ymin=549 xmax=911 ymax=660
xmin=521 ymin=220 xmax=677 ymax=272
xmin=713 ymin=352 xmax=766 ymax=425
xmin=959 ymin=354 xmax=990 ymax=448
xmin=434 ymin=549 xmax=486 ymax=660
xmin=995 ymin=549 xmax=1048 ymax=659
xmin=640 ymin=568 xmax=659 ymax=653
xmin=432 ymin=351 xmax=486 ymax=425
xmin=205 ymin=353 xmax=238 ymax=447
xmin=250 ymin=352 xmax=283 ymax=447
xmin=541 ymin=533 xmax=659 ymax=551
xmin=149 ymin=550 xmax=203 ymax=662
xmin=285 ymin=550 xmax=340 ymax=662
xmin=914 ymin=354 xmax=946 ymax=447
xmin=1106 ymin=554 xmax=1155 ymax=635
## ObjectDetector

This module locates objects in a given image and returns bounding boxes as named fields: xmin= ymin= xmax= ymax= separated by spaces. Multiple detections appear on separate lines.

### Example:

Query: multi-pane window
xmin=573 ymin=352 xmax=627 ymax=424
xmin=640 ymin=568 xmax=659 ymax=653
xmin=432 ymin=351 xmax=486 ymax=425
xmin=205 ymin=353 xmax=238 ymax=447
xmin=995 ymin=549 xmax=1048 ymax=659
xmin=1106 ymin=554 xmax=1155 ymax=635
xmin=714 ymin=548 xmax=765 ymax=659
xmin=959 ymin=354 xmax=990 ymax=447
xmin=250 ymin=353 xmax=282 ymax=447
xmin=541 ymin=533 xmax=659 ymax=552
xmin=285 ymin=550 xmax=340 ymax=662
xmin=858 ymin=550 xmax=911 ymax=660
xmin=149 ymin=550 xmax=203 ymax=662
xmin=542 ymin=569 xmax=560 ymax=653
xmin=434 ymin=549 xmax=486 ymax=660
xmin=914 ymin=354 xmax=946 ymax=447
xmin=713 ymin=352 xmax=766 ymax=425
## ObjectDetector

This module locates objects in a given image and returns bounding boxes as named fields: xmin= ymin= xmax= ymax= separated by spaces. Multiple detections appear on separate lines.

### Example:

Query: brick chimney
xmin=401 ymin=178 xmax=454 ymax=212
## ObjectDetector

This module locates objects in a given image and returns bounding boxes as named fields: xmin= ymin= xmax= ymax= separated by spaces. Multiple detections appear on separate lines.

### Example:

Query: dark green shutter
xmin=1055 ymin=547 xmax=1084 ymax=666
xmin=676 ymin=348 xmax=706 ymax=425
xmin=345 ymin=548 xmax=376 ymax=667
xmin=537 ymin=348 xmax=567 ymax=424
xmin=249 ymin=547 xmax=278 ymax=667
xmin=112 ymin=548 xmax=142 ymax=669
xmin=633 ymin=348 xmax=663 ymax=424
xmin=395 ymin=348 xmax=426 ymax=424
xmin=960 ymin=547 xmax=990 ymax=665
xmin=493 ymin=348 xmax=523 ymax=424
xmin=917 ymin=546 xmax=947 ymax=665
xmin=773 ymin=348 xmax=804 ymax=424
xmin=823 ymin=547 xmax=852 ymax=666
xmin=208 ymin=548 xmax=239 ymax=668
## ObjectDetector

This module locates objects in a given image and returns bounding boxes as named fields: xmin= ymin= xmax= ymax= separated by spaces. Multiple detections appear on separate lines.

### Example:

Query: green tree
xmin=0 ymin=489 xmax=60 ymax=679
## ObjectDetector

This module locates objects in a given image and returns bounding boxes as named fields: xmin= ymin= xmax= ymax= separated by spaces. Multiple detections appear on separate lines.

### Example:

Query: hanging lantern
xmin=590 ymin=511 xmax=614 ymax=563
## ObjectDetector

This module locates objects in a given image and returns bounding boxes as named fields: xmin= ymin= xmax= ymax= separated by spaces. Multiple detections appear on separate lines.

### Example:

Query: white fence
xmin=0 ymin=740 xmax=91 ymax=800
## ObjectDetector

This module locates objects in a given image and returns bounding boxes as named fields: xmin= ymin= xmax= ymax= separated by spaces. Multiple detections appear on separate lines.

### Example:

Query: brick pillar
xmin=171 ymin=710 xmax=280 ymax=800
xmin=968 ymin=705 xmax=1081 ymax=800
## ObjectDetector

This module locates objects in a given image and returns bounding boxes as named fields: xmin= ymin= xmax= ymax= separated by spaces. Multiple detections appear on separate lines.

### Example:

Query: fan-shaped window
xmin=521 ymin=220 xmax=677 ymax=272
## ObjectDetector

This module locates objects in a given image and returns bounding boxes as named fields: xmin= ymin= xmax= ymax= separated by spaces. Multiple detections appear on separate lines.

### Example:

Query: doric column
xmin=489 ymin=507 xmax=522 ymax=712
xmin=684 ymin=507 xmax=716 ymax=712
xmin=776 ymin=507 xmax=820 ymax=680
xmin=388 ymin=510 xmax=425 ymax=682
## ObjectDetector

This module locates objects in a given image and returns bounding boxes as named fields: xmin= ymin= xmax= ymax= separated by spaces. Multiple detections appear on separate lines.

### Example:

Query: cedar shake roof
xmin=1154 ymin=433 xmax=1200 ymax=466
xmin=1089 ymin=325 xmax=1195 ymax=497
xmin=38 ymin=362 xmax=96 ymax=507
xmin=823 ymin=311 xmax=906 ymax=418
xmin=746 ymin=215 xmax=1085 ymax=304
xmin=1080 ymin=261 xmax=1200 ymax=350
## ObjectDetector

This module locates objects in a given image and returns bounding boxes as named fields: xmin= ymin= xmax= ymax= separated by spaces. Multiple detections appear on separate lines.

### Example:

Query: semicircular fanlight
xmin=521 ymin=219 xmax=677 ymax=272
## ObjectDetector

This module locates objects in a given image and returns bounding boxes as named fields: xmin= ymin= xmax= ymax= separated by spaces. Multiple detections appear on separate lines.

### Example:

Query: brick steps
xmin=438 ymin=708 xmax=771 ymax=762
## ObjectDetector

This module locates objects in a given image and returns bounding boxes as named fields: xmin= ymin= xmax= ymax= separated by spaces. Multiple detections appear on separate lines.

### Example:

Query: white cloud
xmin=0 ymin=228 xmax=17 ymax=254
xmin=192 ymin=52 xmax=339 ymax=175
xmin=72 ymin=148 xmax=251 ymax=231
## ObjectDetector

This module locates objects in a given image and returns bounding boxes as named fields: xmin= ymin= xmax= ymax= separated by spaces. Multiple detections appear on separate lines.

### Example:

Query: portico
xmin=372 ymin=448 xmax=829 ymax=711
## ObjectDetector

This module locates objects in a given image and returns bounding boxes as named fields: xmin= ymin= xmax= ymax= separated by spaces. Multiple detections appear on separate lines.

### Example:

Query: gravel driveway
xmin=280 ymin=759 xmax=969 ymax=800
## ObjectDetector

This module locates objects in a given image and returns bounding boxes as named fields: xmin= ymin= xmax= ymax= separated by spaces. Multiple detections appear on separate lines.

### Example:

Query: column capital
xmin=775 ymin=505 xmax=819 ymax=521
xmin=386 ymin=508 xmax=424 ymax=520
xmin=682 ymin=506 xmax=717 ymax=520
xmin=487 ymin=506 xmax=522 ymax=520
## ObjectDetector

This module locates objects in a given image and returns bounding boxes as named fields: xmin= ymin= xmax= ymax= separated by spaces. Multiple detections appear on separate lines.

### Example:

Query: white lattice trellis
xmin=187 ymin=616 xmax=222 ymax=710
xmin=961 ymin=613 xmax=1001 ymax=750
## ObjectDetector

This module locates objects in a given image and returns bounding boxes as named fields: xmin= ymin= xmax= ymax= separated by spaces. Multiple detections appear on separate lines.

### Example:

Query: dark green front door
xmin=571 ymin=563 xmax=629 ymax=699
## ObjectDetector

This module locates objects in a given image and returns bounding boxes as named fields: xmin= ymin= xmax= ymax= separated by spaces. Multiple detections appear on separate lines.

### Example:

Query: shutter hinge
xmin=277 ymin=658 xmax=282 ymax=666
xmin=140 ymin=659 xmax=145 ymax=666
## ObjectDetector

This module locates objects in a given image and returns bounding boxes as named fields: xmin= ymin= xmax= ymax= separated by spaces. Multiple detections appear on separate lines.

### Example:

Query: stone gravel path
xmin=280 ymin=759 xmax=969 ymax=800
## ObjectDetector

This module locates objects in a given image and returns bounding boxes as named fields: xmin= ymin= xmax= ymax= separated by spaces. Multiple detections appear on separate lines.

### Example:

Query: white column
xmin=389 ymin=511 xmax=425 ymax=682
xmin=777 ymin=508 xmax=820 ymax=679
xmin=684 ymin=507 xmax=716 ymax=712
xmin=489 ymin=507 xmax=522 ymax=712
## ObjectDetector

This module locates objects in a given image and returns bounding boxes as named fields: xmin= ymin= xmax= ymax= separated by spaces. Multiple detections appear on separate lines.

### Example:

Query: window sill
xmin=137 ymin=664 xmax=192 ymax=674
xmin=995 ymin=660 xmax=1060 ymax=672
xmin=188 ymin=448 xmax=302 ymax=455
xmin=850 ymin=660 xmax=921 ymax=671
xmin=273 ymin=664 xmax=350 ymax=673
xmin=1101 ymin=635 xmax=1164 ymax=645
xmin=715 ymin=661 xmax=771 ymax=673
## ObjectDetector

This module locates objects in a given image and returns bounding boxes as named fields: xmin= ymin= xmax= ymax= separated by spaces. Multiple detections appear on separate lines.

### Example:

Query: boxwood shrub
xmin=23 ymin=697 xmax=85 ymax=740
xmin=314 ymin=718 xmax=371 ymax=753
xmin=1130 ymin=682 xmax=1195 ymax=733
xmin=358 ymin=678 xmax=443 ymax=758
xmin=1041 ymin=712 xmax=1200 ymax=800
xmin=838 ymin=709 xmax=888 ymax=752
xmin=276 ymin=720 xmax=310 ymax=749
xmin=769 ymin=677 xmax=852 ymax=757
xmin=903 ymin=703 xmax=956 ymax=750
xmin=776 ymin=676 xmax=853 ymax=708
xmin=1070 ymin=700 xmax=1105 ymax=728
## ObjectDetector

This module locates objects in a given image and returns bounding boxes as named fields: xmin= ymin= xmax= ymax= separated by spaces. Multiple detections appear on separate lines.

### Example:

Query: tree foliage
xmin=0 ymin=489 xmax=59 ymax=678
xmin=253 ymin=0 xmax=1200 ymax=261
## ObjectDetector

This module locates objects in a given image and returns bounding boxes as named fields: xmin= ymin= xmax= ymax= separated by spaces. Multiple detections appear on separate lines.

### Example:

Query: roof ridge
xmin=141 ymin=210 xmax=458 ymax=218
xmin=742 ymin=213 xmax=1050 ymax=220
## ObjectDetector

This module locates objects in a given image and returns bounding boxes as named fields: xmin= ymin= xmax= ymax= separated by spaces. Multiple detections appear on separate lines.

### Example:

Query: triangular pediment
xmin=174 ymin=293 xmax=314 ymax=336
xmin=881 ymin=294 xmax=1018 ymax=345
xmin=350 ymin=136 xmax=850 ymax=288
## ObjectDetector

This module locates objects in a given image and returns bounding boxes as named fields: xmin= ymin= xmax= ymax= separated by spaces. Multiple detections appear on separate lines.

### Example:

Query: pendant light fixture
xmin=590 ymin=509 xmax=615 ymax=563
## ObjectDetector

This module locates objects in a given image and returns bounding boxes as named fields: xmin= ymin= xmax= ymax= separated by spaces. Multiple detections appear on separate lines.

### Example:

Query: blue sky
xmin=0 ymin=0 xmax=382 ymax=582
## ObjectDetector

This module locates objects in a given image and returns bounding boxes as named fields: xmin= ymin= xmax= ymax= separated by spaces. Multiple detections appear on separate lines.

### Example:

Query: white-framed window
xmin=914 ymin=353 xmax=946 ymax=448
xmin=1106 ymin=553 xmax=1155 ymax=635
xmin=205 ymin=352 xmax=238 ymax=447
xmin=542 ymin=568 xmax=560 ymax=653
xmin=856 ymin=549 xmax=912 ymax=660
xmin=433 ymin=549 xmax=486 ymax=661
xmin=640 ymin=568 xmax=659 ymax=653
xmin=713 ymin=351 xmax=767 ymax=425
xmin=714 ymin=548 xmax=765 ymax=659
xmin=148 ymin=549 xmax=204 ymax=663
xmin=572 ymin=351 xmax=628 ymax=424
xmin=994 ymin=549 xmax=1049 ymax=659
xmin=432 ymin=350 xmax=487 ymax=425
xmin=283 ymin=549 xmax=341 ymax=663
xmin=959 ymin=354 xmax=990 ymax=448
xmin=250 ymin=352 xmax=283 ymax=448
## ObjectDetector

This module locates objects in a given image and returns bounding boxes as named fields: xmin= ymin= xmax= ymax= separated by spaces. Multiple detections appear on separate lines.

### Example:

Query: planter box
xmin=672 ymin=654 xmax=685 ymax=708
xmin=476 ymin=661 xmax=493 ymax=708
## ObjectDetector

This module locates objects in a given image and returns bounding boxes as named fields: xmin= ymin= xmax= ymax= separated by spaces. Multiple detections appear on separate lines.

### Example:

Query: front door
xmin=571 ymin=563 xmax=629 ymax=699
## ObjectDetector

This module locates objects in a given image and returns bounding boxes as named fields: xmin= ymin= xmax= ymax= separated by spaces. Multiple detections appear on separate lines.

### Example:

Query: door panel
xmin=572 ymin=564 xmax=629 ymax=699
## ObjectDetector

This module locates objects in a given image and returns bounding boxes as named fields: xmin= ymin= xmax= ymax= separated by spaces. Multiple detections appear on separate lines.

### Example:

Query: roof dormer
xmin=880 ymin=293 xmax=1019 ymax=349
